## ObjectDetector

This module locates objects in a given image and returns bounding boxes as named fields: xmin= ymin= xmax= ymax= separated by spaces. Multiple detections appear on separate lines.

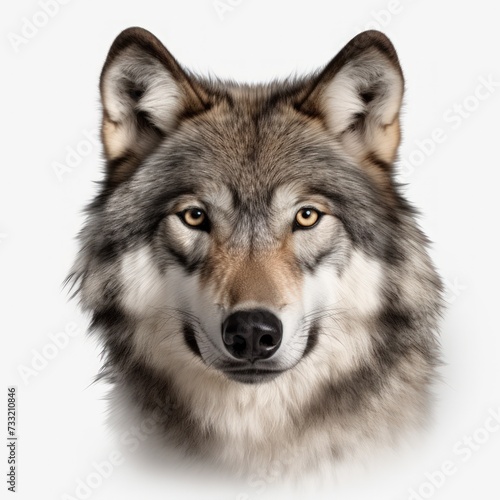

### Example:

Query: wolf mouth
xmin=222 ymin=368 xmax=286 ymax=384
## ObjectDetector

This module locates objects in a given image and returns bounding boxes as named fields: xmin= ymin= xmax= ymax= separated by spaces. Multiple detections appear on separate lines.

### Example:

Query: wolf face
xmin=70 ymin=27 xmax=442 ymax=471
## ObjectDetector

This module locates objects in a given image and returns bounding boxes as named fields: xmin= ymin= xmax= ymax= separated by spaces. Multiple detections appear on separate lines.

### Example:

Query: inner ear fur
xmin=298 ymin=30 xmax=404 ymax=176
xmin=99 ymin=27 xmax=210 ymax=186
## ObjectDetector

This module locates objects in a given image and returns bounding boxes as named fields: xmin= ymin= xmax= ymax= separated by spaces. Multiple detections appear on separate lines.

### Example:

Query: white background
xmin=1 ymin=1 xmax=499 ymax=499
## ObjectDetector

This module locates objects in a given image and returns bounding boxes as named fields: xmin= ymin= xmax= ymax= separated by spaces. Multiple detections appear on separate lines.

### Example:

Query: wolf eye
xmin=294 ymin=207 xmax=321 ymax=229
xmin=179 ymin=208 xmax=209 ymax=230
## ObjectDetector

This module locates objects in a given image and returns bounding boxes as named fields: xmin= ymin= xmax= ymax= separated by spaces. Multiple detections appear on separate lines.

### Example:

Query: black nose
xmin=221 ymin=309 xmax=282 ymax=362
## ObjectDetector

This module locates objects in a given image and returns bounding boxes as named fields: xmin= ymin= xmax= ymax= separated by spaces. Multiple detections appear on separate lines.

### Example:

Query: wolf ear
xmin=99 ymin=27 xmax=209 ymax=185
xmin=298 ymin=30 xmax=404 ymax=170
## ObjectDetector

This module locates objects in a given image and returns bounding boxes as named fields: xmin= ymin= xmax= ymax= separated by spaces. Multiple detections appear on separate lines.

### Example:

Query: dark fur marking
xmin=300 ymin=245 xmax=337 ymax=272
xmin=164 ymin=241 xmax=202 ymax=274
xmin=123 ymin=78 xmax=145 ymax=101
xmin=346 ymin=112 xmax=367 ymax=134
xmin=303 ymin=306 xmax=438 ymax=426
xmin=302 ymin=322 xmax=319 ymax=358
xmin=183 ymin=324 xmax=202 ymax=358
xmin=95 ymin=240 xmax=121 ymax=263
xmin=105 ymin=150 xmax=142 ymax=188
xmin=91 ymin=305 xmax=125 ymax=334
xmin=134 ymin=110 xmax=165 ymax=137
xmin=106 ymin=357 xmax=215 ymax=455
xmin=366 ymin=151 xmax=392 ymax=172
xmin=360 ymin=89 xmax=376 ymax=104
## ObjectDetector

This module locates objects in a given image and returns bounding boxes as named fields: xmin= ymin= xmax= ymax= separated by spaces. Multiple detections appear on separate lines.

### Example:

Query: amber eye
xmin=295 ymin=207 xmax=321 ymax=229
xmin=180 ymin=208 xmax=208 ymax=229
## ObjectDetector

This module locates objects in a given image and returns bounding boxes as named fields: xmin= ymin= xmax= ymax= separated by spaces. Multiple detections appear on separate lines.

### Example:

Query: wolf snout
xmin=221 ymin=309 xmax=282 ymax=362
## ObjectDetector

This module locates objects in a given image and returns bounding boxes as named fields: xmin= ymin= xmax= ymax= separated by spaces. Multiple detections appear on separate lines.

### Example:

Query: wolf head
xmin=71 ymin=28 xmax=442 ymax=467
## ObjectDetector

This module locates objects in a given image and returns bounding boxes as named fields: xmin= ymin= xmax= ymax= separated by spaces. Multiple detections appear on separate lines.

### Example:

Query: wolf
xmin=69 ymin=27 xmax=442 ymax=474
